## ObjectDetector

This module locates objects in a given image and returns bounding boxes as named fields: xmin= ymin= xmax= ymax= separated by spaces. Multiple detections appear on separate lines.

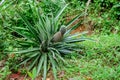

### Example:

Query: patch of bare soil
xmin=66 ymin=15 xmax=94 ymax=35
xmin=6 ymin=70 xmax=55 ymax=80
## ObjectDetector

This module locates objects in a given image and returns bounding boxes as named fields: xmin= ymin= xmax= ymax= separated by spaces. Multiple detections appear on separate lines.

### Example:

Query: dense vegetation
xmin=0 ymin=0 xmax=120 ymax=80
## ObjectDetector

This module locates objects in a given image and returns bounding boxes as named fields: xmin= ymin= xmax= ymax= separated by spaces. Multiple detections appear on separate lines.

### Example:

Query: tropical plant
xmin=8 ymin=1 xmax=88 ymax=80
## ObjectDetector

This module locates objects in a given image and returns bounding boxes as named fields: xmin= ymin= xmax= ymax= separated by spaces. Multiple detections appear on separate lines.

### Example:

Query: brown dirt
xmin=6 ymin=70 xmax=55 ymax=80
xmin=65 ymin=15 xmax=94 ymax=35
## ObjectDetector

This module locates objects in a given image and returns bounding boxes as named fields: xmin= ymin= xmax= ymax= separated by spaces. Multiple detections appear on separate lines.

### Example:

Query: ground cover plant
xmin=59 ymin=34 xmax=120 ymax=80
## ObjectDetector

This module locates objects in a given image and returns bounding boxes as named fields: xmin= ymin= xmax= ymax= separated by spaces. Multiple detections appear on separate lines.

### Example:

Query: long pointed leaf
xmin=7 ymin=27 xmax=36 ymax=43
xmin=29 ymin=55 xmax=39 ymax=70
xmin=65 ymin=31 xmax=88 ymax=39
xmin=17 ymin=57 xmax=32 ymax=67
xmin=37 ymin=54 xmax=44 ymax=75
xmin=58 ymin=49 xmax=72 ymax=54
xmin=66 ymin=12 xmax=85 ymax=29
xmin=43 ymin=54 xmax=47 ymax=80
xmin=65 ymin=20 xmax=83 ymax=34
xmin=55 ymin=4 xmax=68 ymax=21
xmin=48 ymin=53 xmax=57 ymax=80
xmin=13 ymin=48 xmax=40 ymax=54
xmin=16 ymin=9 xmax=40 ymax=43
xmin=49 ymin=47 xmax=65 ymax=63
xmin=63 ymin=38 xmax=93 ymax=43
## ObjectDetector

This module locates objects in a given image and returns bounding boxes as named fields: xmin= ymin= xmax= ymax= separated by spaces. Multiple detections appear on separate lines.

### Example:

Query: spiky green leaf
xmin=43 ymin=54 xmax=47 ymax=80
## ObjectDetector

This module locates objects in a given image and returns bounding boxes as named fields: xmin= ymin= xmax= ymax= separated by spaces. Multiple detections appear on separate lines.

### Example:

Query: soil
xmin=66 ymin=15 xmax=94 ymax=35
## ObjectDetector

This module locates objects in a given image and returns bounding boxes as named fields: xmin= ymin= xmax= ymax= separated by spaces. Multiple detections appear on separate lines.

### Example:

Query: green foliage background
xmin=0 ymin=0 xmax=120 ymax=80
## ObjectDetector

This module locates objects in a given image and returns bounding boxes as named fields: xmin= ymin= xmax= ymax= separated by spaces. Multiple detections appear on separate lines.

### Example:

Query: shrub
xmin=7 ymin=1 xmax=89 ymax=80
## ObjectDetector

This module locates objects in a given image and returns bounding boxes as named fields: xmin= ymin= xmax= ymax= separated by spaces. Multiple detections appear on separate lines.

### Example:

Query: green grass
xmin=59 ymin=34 xmax=120 ymax=80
